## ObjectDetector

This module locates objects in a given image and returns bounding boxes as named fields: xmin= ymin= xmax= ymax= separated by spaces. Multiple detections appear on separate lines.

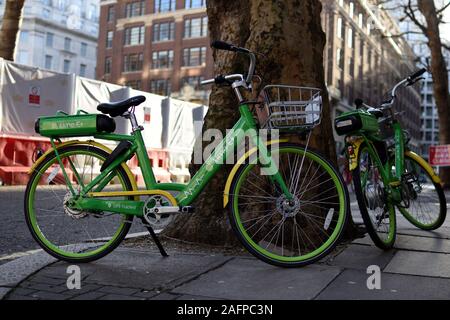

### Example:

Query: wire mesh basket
xmin=258 ymin=85 xmax=322 ymax=131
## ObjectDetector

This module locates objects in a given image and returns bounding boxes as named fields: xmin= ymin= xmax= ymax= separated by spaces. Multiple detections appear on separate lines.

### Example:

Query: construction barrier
xmin=0 ymin=59 xmax=206 ymax=185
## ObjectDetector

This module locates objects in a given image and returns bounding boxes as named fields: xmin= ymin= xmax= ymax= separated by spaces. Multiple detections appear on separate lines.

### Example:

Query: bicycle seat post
xmin=124 ymin=107 xmax=143 ymax=132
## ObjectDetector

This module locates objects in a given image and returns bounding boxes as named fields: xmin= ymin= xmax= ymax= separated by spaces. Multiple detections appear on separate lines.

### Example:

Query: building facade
xmin=97 ymin=0 xmax=212 ymax=102
xmin=97 ymin=0 xmax=421 ymax=150
xmin=0 ymin=0 xmax=100 ymax=78
xmin=321 ymin=0 xmax=422 ymax=151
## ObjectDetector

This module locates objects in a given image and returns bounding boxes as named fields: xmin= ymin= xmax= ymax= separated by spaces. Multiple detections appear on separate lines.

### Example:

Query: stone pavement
xmin=1 ymin=225 xmax=450 ymax=300
xmin=1 ymin=192 xmax=450 ymax=300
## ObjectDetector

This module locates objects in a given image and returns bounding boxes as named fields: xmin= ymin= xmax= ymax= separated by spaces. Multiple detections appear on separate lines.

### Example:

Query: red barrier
xmin=0 ymin=134 xmax=171 ymax=185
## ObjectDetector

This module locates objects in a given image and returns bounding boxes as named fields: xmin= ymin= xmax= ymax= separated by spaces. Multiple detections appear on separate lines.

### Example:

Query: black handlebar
xmin=211 ymin=40 xmax=235 ymax=51
xmin=408 ymin=68 xmax=427 ymax=80
xmin=210 ymin=40 xmax=256 ymax=86
xmin=211 ymin=40 xmax=250 ymax=54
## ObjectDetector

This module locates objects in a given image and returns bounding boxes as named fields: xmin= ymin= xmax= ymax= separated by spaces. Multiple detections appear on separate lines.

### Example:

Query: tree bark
xmin=166 ymin=0 xmax=358 ymax=245
xmin=417 ymin=0 xmax=450 ymax=187
xmin=0 ymin=0 xmax=26 ymax=61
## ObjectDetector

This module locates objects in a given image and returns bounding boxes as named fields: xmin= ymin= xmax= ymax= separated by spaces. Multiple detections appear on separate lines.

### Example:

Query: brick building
xmin=97 ymin=0 xmax=212 ymax=102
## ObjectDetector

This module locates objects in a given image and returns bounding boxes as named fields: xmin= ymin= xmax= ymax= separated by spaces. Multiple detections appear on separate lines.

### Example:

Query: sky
xmin=442 ymin=7 xmax=450 ymax=43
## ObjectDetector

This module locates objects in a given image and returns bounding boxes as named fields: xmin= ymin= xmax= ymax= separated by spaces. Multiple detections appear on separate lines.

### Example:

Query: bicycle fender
xmin=348 ymin=138 xmax=364 ymax=171
xmin=28 ymin=140 xmax=139 ymax=194
xmin=223 ymin=139 xmax=289 ymax=208
xmin=405 ymin=150 xmax=441 ymax=184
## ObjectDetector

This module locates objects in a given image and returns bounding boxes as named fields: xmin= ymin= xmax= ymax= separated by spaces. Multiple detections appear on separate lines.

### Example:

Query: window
xmin=43 ymin=8 xmax=51 ymax=18
xmin=19 ymin=31 xmax=29 ymax=44
xmin=125 ymin=1 xmax=145 ymax=17
xmin=348 ymin=28 xmax=353 ymax=48
xmin=80 ymin=64 xmax=87 ymax=77
xmin=152 ymin=21 xmax=175 ymax=42
xmin=337 ymin=48 xmax=344 ymax=69
xmin=185 ymin=0 xmax=205 ymax=9
xmin=348 ymin=57 xmax=354 ymax=77
xmin=184 ymin=17 xmax=208 ymax=38
xmin=45 ymin=55 xmax=53 ymax=69
xmin=46 ymin=33 xmax=54 ymax=47
xmin=81 ymin=42 xmax=88 ymax=57
xmin=64 ymin=37 xmax=72 ymax=51
xmin=105 ymin=57 xmax=112 ymax=74
xmin=106 ymin=31 xmax=113 ymax=48
xmin=123 ymin=53 xmax=144 ymax=72
xmin=337 ymin=17 xmax=343 ymax=39
xmin=180 ymin=76 xmax=205 ymax=89
xmin=150 ymin=79 xmax=171 ymax=96
xmin=358 ymin=13 xmax=363 ymax=28
xmin=152 ymin=50 xmax=174 ymax=69
xmin=183 ymin=47 xmax=207 ymax=66
xmin=154 ymin=0 xmax=176 ymax=13
xmin=349 ymin=2 xmax=354 ymax=19
xmin=125 ymin=80 xmax=142 ymax=90
xmin=63 ymin=60 xmax=71 ymax=73
xmin=107 ymin=6 xmax=115 ymax=22
xmin=124 ymin=26 xmax=145 ymax=46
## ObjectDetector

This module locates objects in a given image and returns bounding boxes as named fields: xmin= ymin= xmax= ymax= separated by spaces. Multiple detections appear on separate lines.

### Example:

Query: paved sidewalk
xmin=1 ymin=192 xmax=450 ymax=300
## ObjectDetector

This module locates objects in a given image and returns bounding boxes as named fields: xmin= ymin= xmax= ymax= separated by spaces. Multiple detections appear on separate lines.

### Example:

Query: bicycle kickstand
xmin=142 ymin=220 xmax=169 ymax=257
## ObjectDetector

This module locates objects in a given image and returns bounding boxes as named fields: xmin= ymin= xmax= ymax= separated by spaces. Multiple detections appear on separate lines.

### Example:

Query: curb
xmin=0 ymin=251 xmax=56 ymax=299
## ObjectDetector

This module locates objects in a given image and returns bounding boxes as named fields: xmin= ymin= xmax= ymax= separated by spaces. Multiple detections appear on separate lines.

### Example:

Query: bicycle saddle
xmin=97 ymin=95 xmax=146 ymax=117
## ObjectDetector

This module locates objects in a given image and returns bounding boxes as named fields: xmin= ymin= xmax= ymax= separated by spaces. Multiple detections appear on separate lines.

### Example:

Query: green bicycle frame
xmin=54 ymin=103 xmax=292 ymax=217
xmin=354 ymin=120 xmax=405 ymax=201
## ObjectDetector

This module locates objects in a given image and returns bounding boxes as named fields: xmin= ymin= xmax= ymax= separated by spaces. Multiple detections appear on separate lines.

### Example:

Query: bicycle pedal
xmin=389 ymin=180 xmax=401 ymax=187
xmin=402 ymin=172 xmax=417 ymax=184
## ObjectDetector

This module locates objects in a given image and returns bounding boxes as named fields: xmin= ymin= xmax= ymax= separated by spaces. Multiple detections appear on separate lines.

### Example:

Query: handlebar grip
xmin=408 ymin=68 xmax=427 ymax=80
xmin=211 ymin=40 xmax=237 ymax=52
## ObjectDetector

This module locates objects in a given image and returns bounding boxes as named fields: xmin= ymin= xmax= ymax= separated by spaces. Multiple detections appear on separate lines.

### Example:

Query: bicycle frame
xmin=52 ymin=103 xmax=292 ymax=217
xmin=349 ymin=120 xmax=405 ymax=201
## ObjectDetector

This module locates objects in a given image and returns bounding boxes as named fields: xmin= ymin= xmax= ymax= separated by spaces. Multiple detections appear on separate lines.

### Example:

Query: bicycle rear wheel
xmin=228 ymin=143 xmax=349 ymax=267
xmin=352 ymin=144 xmax=396 ymax=249
xmin=397 ymin=153 xmax=447 ymax=230
xmin=24 ymin=145 xmax=134 ymax=263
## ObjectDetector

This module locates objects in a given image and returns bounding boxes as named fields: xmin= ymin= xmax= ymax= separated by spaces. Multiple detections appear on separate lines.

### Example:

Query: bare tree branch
xmin=382 ymin=30 xmax=424 ymax=38
xmin=404 ymin=0 xmax=428 ymax=33
xmin=436 ymin=2 xmax=450 ymax=14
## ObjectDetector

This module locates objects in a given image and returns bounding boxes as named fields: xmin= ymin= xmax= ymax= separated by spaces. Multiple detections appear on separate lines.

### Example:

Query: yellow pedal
xmin=389 ymin=181 xmax=401 ymax=187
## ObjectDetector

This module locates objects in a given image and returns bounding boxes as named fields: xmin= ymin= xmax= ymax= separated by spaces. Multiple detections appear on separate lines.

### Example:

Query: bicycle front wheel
xmin=228 ymin=143 xmax=349 ymax=267
xmin=24 ymin=145 xmax=134 ymax=263
xmin=397 ymin=153 xmax=447 ymax=230
xmin=352 ymin=144 xmax=396 ymax=250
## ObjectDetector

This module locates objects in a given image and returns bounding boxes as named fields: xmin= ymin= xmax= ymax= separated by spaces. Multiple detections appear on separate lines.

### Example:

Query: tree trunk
xmin=418 ymin=0 xmax=450 ymax=187
xmin=166 ymin=0 xmax=358 ymax=245
xmin=0 ymin=0 xmax=25 ymax=61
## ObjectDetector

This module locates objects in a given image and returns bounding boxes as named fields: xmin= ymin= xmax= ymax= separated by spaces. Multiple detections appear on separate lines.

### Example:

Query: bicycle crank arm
xmin=149 ymin=206 xmax=195 ymax=215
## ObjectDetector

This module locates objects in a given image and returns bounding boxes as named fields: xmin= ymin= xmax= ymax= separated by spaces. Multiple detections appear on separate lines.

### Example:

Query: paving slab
xmin=384 ymin=251 xmax=450 ymax=278
xmin=172 ymin=257 xmax=342 ymax=300
xmin=353 ymin=234 xmax=450 ymax=254
xmin=316 ymin=269 xmax=450 ymax=300
xmin=33 ymin=248 xmax=231 ymax=291
xmin=327 ymin=244 xmax=396 ymax=270
xmin=396 ymin=226 xmax=450 ymax=240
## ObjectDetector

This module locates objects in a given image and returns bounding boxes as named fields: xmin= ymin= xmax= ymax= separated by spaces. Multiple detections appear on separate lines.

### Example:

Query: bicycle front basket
xmin=258 ymin=85 xmax=322 ymax=131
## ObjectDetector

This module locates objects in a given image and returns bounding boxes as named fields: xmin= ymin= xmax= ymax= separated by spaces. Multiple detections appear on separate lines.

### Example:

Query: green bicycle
xmin=25 ymin=41 xmax=350 ymax=267
xmin=335 ymin=68 xmax=447 ymax=249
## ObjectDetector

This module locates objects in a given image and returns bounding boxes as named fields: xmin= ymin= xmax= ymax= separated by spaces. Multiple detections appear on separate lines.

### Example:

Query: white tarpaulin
xmin=0 ymin=59 xmax=75 ymax=134
xmin=0 ymin=59 xmax=208 ymax=182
